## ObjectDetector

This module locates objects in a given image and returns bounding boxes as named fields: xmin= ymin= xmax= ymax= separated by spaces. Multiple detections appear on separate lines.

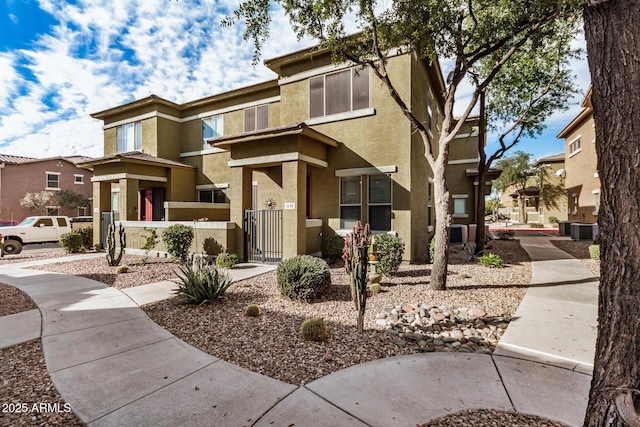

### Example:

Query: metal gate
xmin=244 ymin=209 xmax=283 ymax=263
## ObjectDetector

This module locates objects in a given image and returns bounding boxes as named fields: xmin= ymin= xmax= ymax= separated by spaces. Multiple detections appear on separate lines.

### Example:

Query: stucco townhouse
xmin=79 ymin=44 xmax=489 ymax=263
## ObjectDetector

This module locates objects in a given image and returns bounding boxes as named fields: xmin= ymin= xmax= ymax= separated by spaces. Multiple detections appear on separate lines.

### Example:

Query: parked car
xmin=1 ymin=216 xmax=72 ymax=255
xmin=0 ymin=220 xmax=18 ymax=227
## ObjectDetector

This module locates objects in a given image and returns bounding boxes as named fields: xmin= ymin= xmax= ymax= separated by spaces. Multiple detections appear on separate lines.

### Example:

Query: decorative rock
xmin=450 ymin=330 xmax=464 ymax=340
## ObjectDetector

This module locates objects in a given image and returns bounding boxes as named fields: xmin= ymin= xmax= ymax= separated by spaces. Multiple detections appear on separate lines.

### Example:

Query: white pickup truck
xmin=0 ymin=216 xmax=72 ymax=255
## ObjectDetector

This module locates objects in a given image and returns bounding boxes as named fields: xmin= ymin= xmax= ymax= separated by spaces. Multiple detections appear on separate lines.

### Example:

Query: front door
xmin=142 ymin=189 xmax=153 ymax=221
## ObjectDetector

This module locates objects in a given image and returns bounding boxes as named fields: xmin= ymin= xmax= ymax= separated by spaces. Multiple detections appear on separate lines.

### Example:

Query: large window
xmin=199 ymin=189 xmax=228 ymax=204
xmin=116 ymin=121 xmax=142 ymax=153
xmin=46 ymin=172 xmax=60 ymax=190
xmin=202 ymin=115 xmax=223 ymax=148
xmin=309 ymin=66 xmax=369 ymax=119
xmin=452 ymin=195 xmax=468 ymax=218
xmin=340 ymin=176 xmax=361 ymax=229
xmin=369 ymin=174 xmax=392 ymax=231
xmin=244 ymin=105 xmax=269 ymax=132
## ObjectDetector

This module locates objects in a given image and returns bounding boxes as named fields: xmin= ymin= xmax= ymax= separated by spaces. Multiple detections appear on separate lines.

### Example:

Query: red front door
xmin=143 ymin=189 xmax=153 ymax=221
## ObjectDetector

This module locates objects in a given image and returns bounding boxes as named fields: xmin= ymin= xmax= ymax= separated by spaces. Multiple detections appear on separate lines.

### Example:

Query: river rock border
xmin=376 ymin=304 xmax=511 ymax=353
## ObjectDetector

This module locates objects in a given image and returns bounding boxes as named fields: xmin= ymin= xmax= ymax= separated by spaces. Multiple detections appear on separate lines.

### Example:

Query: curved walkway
xmin=0 ymin=236 xmax=597 ymax=427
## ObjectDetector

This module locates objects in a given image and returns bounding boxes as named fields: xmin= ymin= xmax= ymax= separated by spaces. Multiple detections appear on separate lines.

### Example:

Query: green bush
xmin=478 ymin=253 xmax=506 ymax=268
xmin=300 ymin=317 xmax=328 ymax=342
xmin=375 ymin=234 xmax=404 ymax=276
xmin=322 ymin=233 xmax=344 ymax=261
xmin=162 ymin=224 xmax=194 ymax=263
xmin=277 ymin=255 xmax=331 ymax=302
xmin=75 ymin=227 xmax=93 ymax=249
xmin=428 ymin=235 xmax=436 ymax=263
xmin=530 ymin=223 xmax=544 ymax=228
xmin=173 ymin=257 xmax=232 ymax=304
xmin=589 ymin=244 xmax=600 ymax=260
xmin=548 ymin=216 xmax=558 ymax=224
xmin=215 ymin=251 xmax=239 ymax=269
xmin=60 ymin=232 xmax=83 ymax=253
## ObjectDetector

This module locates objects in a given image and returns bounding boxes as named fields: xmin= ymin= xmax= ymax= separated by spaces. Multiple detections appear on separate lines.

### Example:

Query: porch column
xmin=93 ymin=181 xmax=112 ymax=247
xmin=282 ymin=160 xmax=307 ymax=259
xmin=230 ymin=166 xmax=252 ymax=259
xmin=118 ymin=178 xmax=139 ymax=221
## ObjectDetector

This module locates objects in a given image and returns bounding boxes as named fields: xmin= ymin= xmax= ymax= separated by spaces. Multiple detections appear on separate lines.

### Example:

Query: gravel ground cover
xmin=550 ymin=239 xmax=600 ymax=277
xmin=144 ymin=240 xmax=531 ymax=385
xmin=420 ymin=409 xmax=568 ymax=426
xmin=0 ymin=284 xmax=37 ymax=316
xmin=30 ymin=254 xmax=178 ymax=289
xmin=0 ymin=249 xmax=66 ymax=265
xmin=0 ymin=340 xmax=84 ymax=427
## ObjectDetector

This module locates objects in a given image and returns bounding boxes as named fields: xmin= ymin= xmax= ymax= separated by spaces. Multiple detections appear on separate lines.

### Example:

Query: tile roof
xmin=0 ymin=154 xmax=37 ymax=164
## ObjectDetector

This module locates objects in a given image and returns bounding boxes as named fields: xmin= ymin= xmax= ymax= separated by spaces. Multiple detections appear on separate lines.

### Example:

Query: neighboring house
xmin=0 ymin=154 xmax=93 ymax=221
xmin=557 ymin=86 xmax=599 ymax=224
xmin=498 ymin=153 xmax=568 ymax=225
xmin=80 ymin=44 xmax=486 ymax=262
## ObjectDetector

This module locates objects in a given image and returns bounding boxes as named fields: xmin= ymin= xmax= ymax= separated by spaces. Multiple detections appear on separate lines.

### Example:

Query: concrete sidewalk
xmin=0 ymin=236 xmax=597 ymax=426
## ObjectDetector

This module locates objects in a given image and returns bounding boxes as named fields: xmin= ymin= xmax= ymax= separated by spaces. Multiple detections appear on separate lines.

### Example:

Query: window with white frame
xmin=427 ymin=93 xmax=433 ymax=132
xmin=369 ymin=174 xmax=392 ymax=231
xmin=46 ymin=172 xmax=60 ymax=190
xmin=594 ymin=190 xmax=600 ymax=215
xmin=202 ymin=115 xmax=223 ymax=148
xmin=244 ymin=105 xmax=269 ymax=132
xmin=452 ymin=195 xmax=468 ymax=217
xmin=569 ymin=137 xmax=581 ymax=154
xmin=571 ymin=193 xmax=578 ymax=214
xmin=340 ymin=176 xmax=361 ymax=229
xmin=77 ymin=207 xmax=88 ymax=216
xmin=45 ymin=206 xmax=60 ymax=216
xmin=199 ymin=189 xmax=228 ymax=203
xmin=74 ymin=174 xmax=84 ymax=184
xmin=309 ymin=66 xmax=369 ymax=119
xmin=116 ymin=121 xmax=142 ymax=153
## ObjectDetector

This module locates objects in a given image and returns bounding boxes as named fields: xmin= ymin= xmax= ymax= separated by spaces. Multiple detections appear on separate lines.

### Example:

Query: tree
xmin=227 ymin=0 xmax=581 ymax=289
xmin=473 ymin=28 xmax=579 ymax=253
xmin=494 ymin=152 xmax=536 ymax=224
xmin=56 ymin=190 xmax=90 ymax=216
xmin=583 ymin=1 xmax=640 ymax=425
xmin=20 ymin=191 xmax=55 ymax=215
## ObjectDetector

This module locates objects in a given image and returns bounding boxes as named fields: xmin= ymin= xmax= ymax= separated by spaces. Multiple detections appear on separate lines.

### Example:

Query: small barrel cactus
xmin=369 ymin=283 xmax=382 ymax=294
xmin=116 ymin=265 xmax=129 ymax=274
xmin=244 ymin=304 xmax=260 ymax=317
xmin=301 ymin=317 xmax=328 ymax=342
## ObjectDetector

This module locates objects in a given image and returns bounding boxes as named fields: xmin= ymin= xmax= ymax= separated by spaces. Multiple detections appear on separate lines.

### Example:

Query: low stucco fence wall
xmin=117 ymin=220 xmax=236 ymax=256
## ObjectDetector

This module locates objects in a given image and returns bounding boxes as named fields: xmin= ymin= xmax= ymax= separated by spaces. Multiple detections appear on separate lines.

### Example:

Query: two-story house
xmin=557 ymin=86 xmax=599 ymax=224
xmin=0 ymin=154 xmax=93 ymax=221
xmin=80 ymin=45 xmax=486 ymax=262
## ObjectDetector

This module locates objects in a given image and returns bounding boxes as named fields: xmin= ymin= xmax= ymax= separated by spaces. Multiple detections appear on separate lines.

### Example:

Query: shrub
xmin=277 ymin=255 xmax=331 ymax=302
xmin=300 ymin=317 xmax=328 ymax=342
xmin=369 ymin=283 xmax=382 ymax=294
xmin=429 ymin=235 xmax=436 ymax=263
xmin=530 ymin=223 xmax=544 ymax=228
xmin=375 ymin=234 xmax=405 ymax=276
xmin=459 ymin=272 xmax=471 ymax=279
xmin=322 ymin=233 xmax=344 ymax=261
xmin=216 ymin=251 xmax=239 ymax=269
xmin=75 ymin=227 xmax=93 ymax=249
xmin=117 ymin=265 xmax=129 ymax=274
xmin=244 ymin=304 xmax=260 ymax=317
xmin=162 ymin=224 xmax=194 ymax=263
xmin=548 ymin=216 xmax=558 ymax=224
xmin=589 ymin=244 xmax=600 ymax=260
xmin=173 ymin=257 xmax=232 ymax=304
xmin=496 ymin=229 xmax=515 ymax=240
xmin=60 ymin=232 xmax=83 ymax=254
xmin=478 ymin=253 xmax=505 ymax=268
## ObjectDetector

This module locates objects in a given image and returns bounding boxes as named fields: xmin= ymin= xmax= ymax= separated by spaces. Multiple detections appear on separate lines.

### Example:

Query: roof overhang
xmin=77 ymin=152 xmax=194 ymax=170
xmin=212 ymin=123 xmax=339 ymax=148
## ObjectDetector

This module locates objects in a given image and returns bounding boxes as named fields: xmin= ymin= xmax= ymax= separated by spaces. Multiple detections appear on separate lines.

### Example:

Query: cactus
xmin=106 ymin=215 xmax=126 ymax=266
xmin=244 ymin=304 xmax=260 ymax=317
xmin=369 ymin=283 xmax=382 ymax=294
xmin=300 ymin=317 xmax=328 ymax=342
xmin=342 ymin=221 xmax=370 ymax=334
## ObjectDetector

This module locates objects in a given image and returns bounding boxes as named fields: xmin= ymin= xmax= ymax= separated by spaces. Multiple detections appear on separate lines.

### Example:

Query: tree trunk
xmin=519 ymin=196 xmax=527 ymax=224
xmin=583 ymin=1 xmax=640 ymax=426
xmin=475 ymin=90 xmax=488 ymax=255
xmin=431 ymin=161 xmax=451 ymax=290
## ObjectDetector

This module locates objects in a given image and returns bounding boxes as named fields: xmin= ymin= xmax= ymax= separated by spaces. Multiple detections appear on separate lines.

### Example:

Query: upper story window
xmin=569 ymin=137 xmax=581 ymax=155
xmin=46 ymin=172 xmax=60 ymax=190
xmin=202 ymin=115 xmax=223 ymax=148
xmin=309 ymin=66 xmax=369 ymax=119
xmin=116 ymin=121 xmax=142 ymax=153
xmin=74 ymin=174 xmax=84 ymax=184
xmin=244 ymin=105 xmax=269 ymax=132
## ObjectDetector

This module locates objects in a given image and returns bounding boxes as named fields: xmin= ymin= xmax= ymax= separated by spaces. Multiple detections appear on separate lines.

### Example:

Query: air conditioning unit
xmin=450 ymin=224 xmax=468 ymax=244
xmin=558 ymin=221 xmax=573 ymax=236
xmin=570 ymin=223 xmax=599 ymax=241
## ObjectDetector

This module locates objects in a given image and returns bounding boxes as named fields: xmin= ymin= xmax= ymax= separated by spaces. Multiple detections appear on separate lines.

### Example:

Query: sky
xmin=0 ymin=0 xmax=592 ymax=161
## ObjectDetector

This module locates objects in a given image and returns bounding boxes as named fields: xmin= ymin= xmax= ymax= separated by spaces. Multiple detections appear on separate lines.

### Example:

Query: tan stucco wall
xmin=564 ymin=113 xmax=599 ymax=224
